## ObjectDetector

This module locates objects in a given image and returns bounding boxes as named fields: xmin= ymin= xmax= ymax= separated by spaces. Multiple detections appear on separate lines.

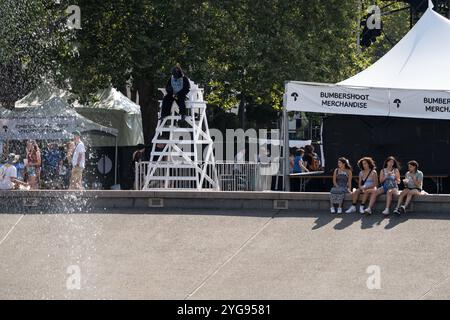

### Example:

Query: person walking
xmin=69 ymin=131 xmax=86 ymax=190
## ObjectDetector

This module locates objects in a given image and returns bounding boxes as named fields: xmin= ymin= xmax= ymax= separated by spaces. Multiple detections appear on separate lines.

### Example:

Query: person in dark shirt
xmin=160 ymin=63 xmax=191 ymax=123
xmin=302 ymin=145 xmax=321 ymax=171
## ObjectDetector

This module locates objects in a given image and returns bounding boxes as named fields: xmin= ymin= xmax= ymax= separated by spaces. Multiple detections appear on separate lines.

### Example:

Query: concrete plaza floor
xmin=0 ymin=208 xmax=449 ymax=300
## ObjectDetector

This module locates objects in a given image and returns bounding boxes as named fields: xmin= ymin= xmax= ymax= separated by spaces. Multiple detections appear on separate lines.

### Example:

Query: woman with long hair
xmin=364 ymin=156 xmax=400 ymax=215
xmin=329 ymin=157 xmax=353 ymax=214
xmin=345 ymin=157 xmax=378 ymax=213
xmin=25 ymin=140 xmax=42 ymax=190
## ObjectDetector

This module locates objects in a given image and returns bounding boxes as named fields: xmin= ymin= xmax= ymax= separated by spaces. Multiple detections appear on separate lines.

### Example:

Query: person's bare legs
xmin=360 ymin=191 xmax=371 ymax=208
xmin=395 ymin=189 xmax=409 ymax=209
xmin=367 ymin=188 xmax=384 ymax=210
xmin=404 ymin=189 xmax=420 ymax=209
xmin=29 ymin=176 xmax=37 ymax=190
xmin=351 ymin=189 xmax=361 ymax=205
xmin=385 ymin=188 xmax=397 ymax=209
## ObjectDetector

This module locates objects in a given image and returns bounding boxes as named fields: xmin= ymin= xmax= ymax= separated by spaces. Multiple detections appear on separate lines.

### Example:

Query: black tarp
xmin=322 ymin=115 xmax=450 ymax=192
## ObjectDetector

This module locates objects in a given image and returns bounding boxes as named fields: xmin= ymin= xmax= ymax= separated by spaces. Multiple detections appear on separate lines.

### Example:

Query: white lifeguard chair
xmin=142 ymin=81 xmax=219 ymax=190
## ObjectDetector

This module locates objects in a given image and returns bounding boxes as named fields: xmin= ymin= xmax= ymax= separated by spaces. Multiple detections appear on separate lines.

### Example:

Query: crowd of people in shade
xmin=330 ymin=156 xmax=424 ymax=216
xmin=0 ymin=131 xmax=86 ymax=191
xmin=289 ymin=144 xmax=322 ymax=173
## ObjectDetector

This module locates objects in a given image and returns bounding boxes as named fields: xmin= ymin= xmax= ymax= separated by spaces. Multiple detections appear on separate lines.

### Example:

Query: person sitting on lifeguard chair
xmin=160 ymin=63 xmax=190 ymax=125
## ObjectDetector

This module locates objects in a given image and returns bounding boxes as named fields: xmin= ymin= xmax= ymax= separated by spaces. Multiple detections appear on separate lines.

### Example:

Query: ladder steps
xmin=152 ymin=152 xmax=196 ymax=156
xmin=152 ymin=139 xmax=212 ymax=144
xmin=148 ymin=163 xmax=202 ymax=169
xmin=146 ymin=176 xmax=198 ymax=181
xmin=156 ymin=128 xmax=194 ymax=132
xmin=143 ymin=82 xmax=219 ymax=190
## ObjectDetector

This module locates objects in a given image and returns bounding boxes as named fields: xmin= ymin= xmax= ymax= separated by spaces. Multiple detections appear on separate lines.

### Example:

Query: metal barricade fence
xmin=135 ymin=161 xmax=273 ymax=191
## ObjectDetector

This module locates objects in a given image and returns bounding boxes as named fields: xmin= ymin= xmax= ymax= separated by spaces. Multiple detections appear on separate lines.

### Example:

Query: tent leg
xmin=283 ymin=87 xmax=290 ymax=192
xmin=114 ymin=136 xmax=118 ymax=186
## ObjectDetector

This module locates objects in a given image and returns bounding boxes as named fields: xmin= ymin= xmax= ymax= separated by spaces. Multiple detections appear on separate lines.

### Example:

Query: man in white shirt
xmin=69 ymin=131 xmax=86 ymax=190
xmin=0 ymin=153 xmax=28 ymax=190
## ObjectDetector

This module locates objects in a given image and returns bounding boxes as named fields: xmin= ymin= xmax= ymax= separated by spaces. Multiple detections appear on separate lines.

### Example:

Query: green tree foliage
xmin=0 ymin=0 xmax=70 ymax=108
xmin=0 ymin=0 xmax=412 ymax=141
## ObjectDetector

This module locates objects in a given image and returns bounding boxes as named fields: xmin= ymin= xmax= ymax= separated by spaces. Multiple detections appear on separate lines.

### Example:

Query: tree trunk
xmin=238 ymin=94 xmax=246 ymax=129
xmin=135 ymin=79 xmax=159 ymax=146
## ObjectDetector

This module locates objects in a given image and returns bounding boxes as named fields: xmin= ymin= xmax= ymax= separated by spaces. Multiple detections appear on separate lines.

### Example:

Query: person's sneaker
xmin=382 ymin=208 xmax=390 ymax=215
xmin=359 ymin=206 xmax=365 ymax=214
xmin=337 ymin=207 xmax=342 ymax=214
xmin=345 ymin=206 xmax=356 ymax=213
xmin=330 ymin=207 xmax=336 ymax=214
xmin=393 ymin=207 xmax=400 ymax=215
xmin=399 ymin=205 xmax=406 ymax=214
xmin=364 ymin=207 xmax=372 ymax=215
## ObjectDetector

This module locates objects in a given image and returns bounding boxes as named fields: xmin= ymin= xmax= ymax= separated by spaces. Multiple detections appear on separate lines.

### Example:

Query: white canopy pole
xmin=114 ymin=135 xmax=118 ymax=186
xmin=283 ymin=85 xmax=290 ymax=191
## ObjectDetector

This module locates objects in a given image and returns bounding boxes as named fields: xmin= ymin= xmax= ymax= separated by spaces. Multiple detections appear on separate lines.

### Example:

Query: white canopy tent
xmin=4 ymin=97 xmax=118 ymax=140
xmin=282 ymin=0 xmax=449 ymax=190
xmin=74 ymin=87 xmax=144 ymax=147
xmin=2 ymin=97 xmax=120 ymax=184
xmin=15 ymin=83 xmax=144 ymax=147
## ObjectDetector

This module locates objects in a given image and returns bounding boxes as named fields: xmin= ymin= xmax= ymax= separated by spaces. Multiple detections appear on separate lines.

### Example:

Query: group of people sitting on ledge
xmin=329 ymin=156 xmax=424 ymax=216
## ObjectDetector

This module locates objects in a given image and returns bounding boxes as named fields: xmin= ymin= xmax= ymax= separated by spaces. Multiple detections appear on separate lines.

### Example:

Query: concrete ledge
xmin=1 ymin=190 xmax=450 ymax=214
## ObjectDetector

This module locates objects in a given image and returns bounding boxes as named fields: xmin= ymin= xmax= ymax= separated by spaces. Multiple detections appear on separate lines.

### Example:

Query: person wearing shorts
xmin=393 ymin=160 xmax=423 ymax=215
xmin=345 ymin=157 xmax=378 ymax=214
xmin=69 ymin=131 xmax=86 ymax=190
xmin=364 ymin=156 xmax=400 ymax=215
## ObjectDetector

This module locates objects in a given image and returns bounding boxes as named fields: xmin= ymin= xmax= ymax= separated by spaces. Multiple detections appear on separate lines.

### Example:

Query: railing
xmin=135 ymin=161 xmax=274 ymax=191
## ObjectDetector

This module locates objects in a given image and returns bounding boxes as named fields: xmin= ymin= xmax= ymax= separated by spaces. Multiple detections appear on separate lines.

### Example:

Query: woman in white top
xmin=0 ymin=153 xmax=28 ymax=190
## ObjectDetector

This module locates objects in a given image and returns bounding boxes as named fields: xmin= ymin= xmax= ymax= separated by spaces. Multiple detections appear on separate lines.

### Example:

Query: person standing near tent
xmin=364 ymin=156 xmax=401 ymax=215
xmin=303 ymin=145 xmax=321 ymax=172
xmin=0 ymin=153 xmax=29 ymax=190
xmin=160 ymin=63 xmax=190 ymax=124
xmin=292 ymin=148 xmax=308 ymax=174
xmin=61 ymin=141 xmax=75 ymax=188
xmin=132 ymin=143 xmax=146 ymax=189
xmin=393 ymin=160 xmax=424 ymax=215
xmin=69 ymin=131 xmax=86 ymax=190
xmin=345 ymin=157 xmax=378 ymax=213
xmin=25 ymin=140 xmax=41 ymax=190
xmin=43 ymin=142 xmax=62 ymax=189
xmin=329 ymin=157 xmax=352 ymax=214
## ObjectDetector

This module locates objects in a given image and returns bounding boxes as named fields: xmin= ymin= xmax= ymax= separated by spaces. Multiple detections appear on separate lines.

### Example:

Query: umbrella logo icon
xmin=291 ymin=92 xmax=299 ymax=101
xmin=394 ymin=99 xmax=401 ymax=108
